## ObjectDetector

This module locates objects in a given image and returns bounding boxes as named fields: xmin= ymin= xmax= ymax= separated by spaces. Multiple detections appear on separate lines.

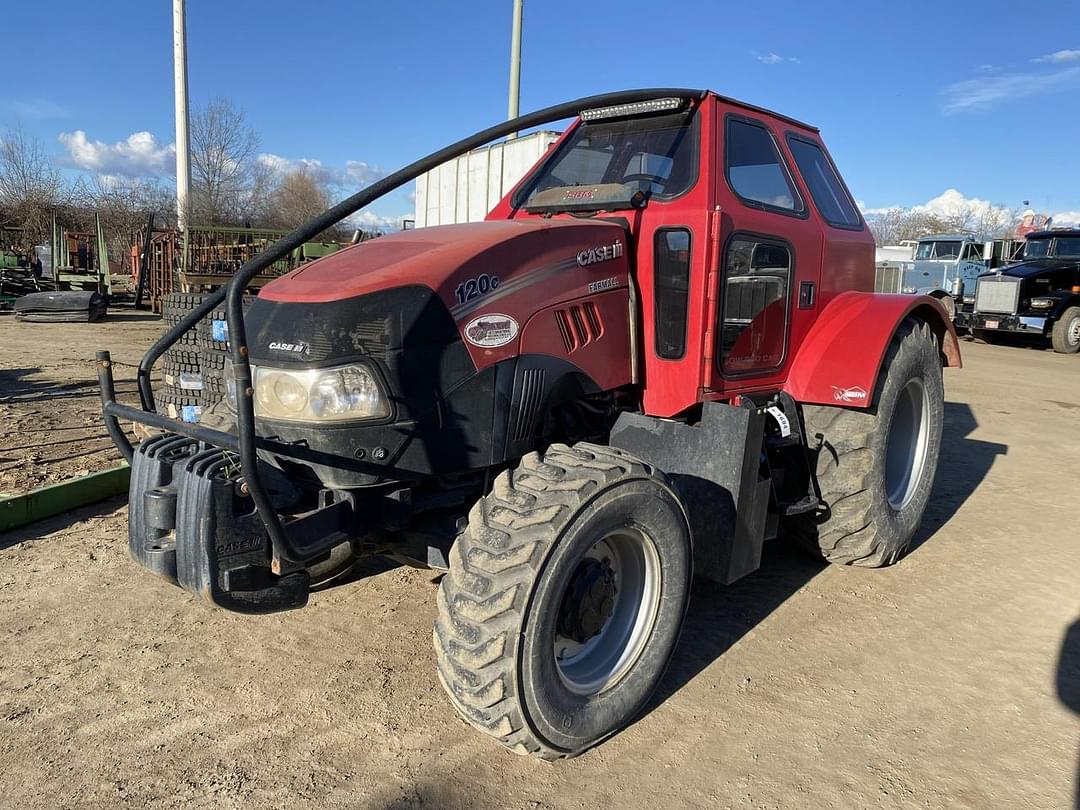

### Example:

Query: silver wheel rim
xmin=554 ymin=529 xmax=662 ymax=696
xmin=885 ymin=377 xmax=930 ymax=511
xmin=1068 ymin=317 xmax=1080 ymax=346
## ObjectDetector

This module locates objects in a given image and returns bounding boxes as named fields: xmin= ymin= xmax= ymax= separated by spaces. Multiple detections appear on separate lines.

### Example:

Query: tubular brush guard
xmin=96 ymin=89 xmax=709 ymax=611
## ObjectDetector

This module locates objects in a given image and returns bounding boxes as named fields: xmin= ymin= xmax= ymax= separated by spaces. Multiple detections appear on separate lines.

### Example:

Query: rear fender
xmin=784 ymin=292 xmax=961 ymax=408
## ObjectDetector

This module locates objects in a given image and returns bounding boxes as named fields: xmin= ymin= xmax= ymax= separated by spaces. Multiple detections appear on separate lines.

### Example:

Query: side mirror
xmin=982 ymin=241 xmax=993 ymax=261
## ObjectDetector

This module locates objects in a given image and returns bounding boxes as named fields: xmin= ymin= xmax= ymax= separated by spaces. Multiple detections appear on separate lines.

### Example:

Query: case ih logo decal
xmin=464 ymin=314 xmax=519 ymax=348
xmin=577 ymin=240 xmax=624 ymax=267
xmin=832 ymin=385 xmax=868 ymax=403
xmin=269 ymin=341 xmax=310 ymax=355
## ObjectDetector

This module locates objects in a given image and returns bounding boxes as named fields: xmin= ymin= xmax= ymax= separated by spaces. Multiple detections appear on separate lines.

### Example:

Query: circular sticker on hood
xmin=464 ymin=313 xmax=519 ymax=348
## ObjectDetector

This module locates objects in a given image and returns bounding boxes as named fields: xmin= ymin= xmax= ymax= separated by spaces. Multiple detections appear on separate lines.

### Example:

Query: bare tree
xmin=0 ymin=125 xmax=66 ymax=247
xmin=974 ymin=205 xmax=1019 ymax=239
xmin=867 ymin=205 xmax=1020 ymax=246
xmin=261 ymin=168 xmax=348 ymax=239
xmin=867 ymin=208 xmax=949 ymax=246
xmin=87 ymin=175 xmax=176 ymax=273
xmin=189 ymin=98 xmax=261 ymax=225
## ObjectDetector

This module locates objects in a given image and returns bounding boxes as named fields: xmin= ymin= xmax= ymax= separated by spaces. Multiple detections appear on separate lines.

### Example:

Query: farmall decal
xmin=577 ymin=240 xmax=624 ymax=267
xmin=464 ymin=314 xmax=519 ymax=348
xmin=588 ymin=276 xmax=619 ymax=293
xmin=831 ymin=385 xmax=868 ymax=403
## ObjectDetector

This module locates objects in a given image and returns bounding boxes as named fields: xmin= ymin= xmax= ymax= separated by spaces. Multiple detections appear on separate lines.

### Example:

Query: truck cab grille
xmin=974 ymin=277 xmax=1020 ymax=314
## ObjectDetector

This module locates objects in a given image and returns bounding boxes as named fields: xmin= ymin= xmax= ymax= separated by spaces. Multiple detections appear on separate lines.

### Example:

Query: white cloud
xmin=346 ymin=209 xmax=409 ymax=233
xmin=58 ymin=130 xmax=175 ymax=177
xmin=258 ymin=153 xmax=387 ymax=188
xmin=941 ymin=65 xmax=1080 ymax=113
xmin=257 ymin=152 xmax=337 ymax=186
xmin=1033 ymin=49 xmax=1080 ymax=64
xmin=345 ymin=160 xmax=386 ymax=186
xmin=911 ymin=189 xmax=1009 ymax=222
xmin=753 ymin=51 xmax=799 ymax=65
xmin=861 ymin=204 xmax=900 ymax=217
xmin=846 ymin=191 xmax=1080 ymax=233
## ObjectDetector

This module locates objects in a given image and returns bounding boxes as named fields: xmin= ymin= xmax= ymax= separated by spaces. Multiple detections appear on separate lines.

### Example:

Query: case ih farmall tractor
xmin=98 ymin=90 xmax=960 ymax=760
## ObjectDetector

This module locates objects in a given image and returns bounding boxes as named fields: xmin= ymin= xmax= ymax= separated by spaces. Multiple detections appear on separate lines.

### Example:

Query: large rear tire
xmin=434 ymin=443 xmax=692 ymax=760
xmin=785 ymin=318 xmax=944 ymax=567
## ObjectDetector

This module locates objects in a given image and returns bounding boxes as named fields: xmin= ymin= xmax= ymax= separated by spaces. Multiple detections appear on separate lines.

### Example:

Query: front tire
xmin=434 ymin=443 xmax=692 ymax=760
xmin=1051 ymin=306 xmax=1080 ymax=354
xmin=785 ymin=318 xmax=944 ymax=567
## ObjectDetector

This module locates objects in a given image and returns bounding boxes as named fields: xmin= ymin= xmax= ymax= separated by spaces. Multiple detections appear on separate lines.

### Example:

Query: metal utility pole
xmin=506 ymin=0 xmax=523 ymax=139
xmin=173 ymin=0 xmax=192 ymax=232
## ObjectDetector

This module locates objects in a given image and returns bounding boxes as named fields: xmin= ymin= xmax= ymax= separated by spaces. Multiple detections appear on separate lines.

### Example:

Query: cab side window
xmin=961 ymin=243 xmax=983 ymax=262
xmin=785 ymin=135 xmax=861 ymax=228
xmin=719 ymin=236 xmax=792 ymax=374
xmin=725 ymin=118 xmax=803 ymax=214
xmin=654 ymin=228 xmax=692 ymax=359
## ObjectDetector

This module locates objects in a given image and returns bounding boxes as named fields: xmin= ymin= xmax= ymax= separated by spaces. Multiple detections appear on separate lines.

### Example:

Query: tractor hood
xmin=260 ymin=219 xmax=628 ymax=308
xmin=251 ymin=218 xmax=631 ymax=367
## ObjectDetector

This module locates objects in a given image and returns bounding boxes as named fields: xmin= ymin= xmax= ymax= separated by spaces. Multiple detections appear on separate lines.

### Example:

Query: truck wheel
xmin=434 ymin=443 xmax=692 ymax=760
xmin=786 ymin=318 xmax=944 ymax=567
xmin=1051 ymin=306 xmax=1080 ymax=354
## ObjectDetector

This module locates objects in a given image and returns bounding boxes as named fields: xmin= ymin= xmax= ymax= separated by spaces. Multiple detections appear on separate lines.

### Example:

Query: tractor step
xmin=778 ymin=494 xmax=820 ymax=517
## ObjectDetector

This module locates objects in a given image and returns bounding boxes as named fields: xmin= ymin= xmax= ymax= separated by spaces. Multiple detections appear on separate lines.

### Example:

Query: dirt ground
xmin=0 ymin=310 xmax=159 ymax=493
xmin=0 ymin=328 xmax=1078 ymax=809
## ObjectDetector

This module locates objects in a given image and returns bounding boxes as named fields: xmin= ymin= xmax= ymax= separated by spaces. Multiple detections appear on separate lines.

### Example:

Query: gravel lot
xmin=1 ymin=321 xmax=1078 ymax=809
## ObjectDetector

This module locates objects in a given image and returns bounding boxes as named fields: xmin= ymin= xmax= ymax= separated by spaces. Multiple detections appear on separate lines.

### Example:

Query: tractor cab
xmin=489 ymin=92 xmax=875 ymax=417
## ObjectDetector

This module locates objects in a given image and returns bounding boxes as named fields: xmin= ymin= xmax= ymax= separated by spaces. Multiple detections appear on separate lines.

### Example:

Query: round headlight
xmin=271 ymin=373 xmax=308 ymax=413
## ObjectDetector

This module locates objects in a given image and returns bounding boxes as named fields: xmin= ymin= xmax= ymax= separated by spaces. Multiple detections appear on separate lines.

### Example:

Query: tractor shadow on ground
xmin=652 ymin=539 xmax=823 ymax=710
xmin=646 ymin=399 xmax=1006 ymax=722
xmin=1055 ymin=619 xmax=1080 ymax=808
xmin=908 ymin=400 xmax=1007 ymax=555
xmin=0 ymin=365 xmax=140 ymax=406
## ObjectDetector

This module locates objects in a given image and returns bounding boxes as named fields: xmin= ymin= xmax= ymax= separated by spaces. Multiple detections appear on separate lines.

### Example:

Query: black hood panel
xmin=997 ymin=258 xmax=1080 ymax=278
xmin=246 ymin=285 xmax=461 ymax=368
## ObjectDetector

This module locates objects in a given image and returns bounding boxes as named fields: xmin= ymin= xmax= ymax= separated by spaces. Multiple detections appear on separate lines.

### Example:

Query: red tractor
xmin=98 ymin=89 xmax=960 ymax=760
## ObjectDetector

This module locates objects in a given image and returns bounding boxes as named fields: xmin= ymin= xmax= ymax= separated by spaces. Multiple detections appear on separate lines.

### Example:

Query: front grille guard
xmin=98 ymin=88 xmax=709 ymax=565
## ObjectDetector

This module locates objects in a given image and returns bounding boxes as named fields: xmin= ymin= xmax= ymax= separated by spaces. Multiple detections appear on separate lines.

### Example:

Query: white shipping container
xmin=414 ymin=131 xmax=561 ymax=227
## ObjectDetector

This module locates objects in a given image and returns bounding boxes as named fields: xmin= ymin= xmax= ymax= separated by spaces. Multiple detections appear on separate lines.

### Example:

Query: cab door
xmin=705 ymin=108 xmax=824 ymax=398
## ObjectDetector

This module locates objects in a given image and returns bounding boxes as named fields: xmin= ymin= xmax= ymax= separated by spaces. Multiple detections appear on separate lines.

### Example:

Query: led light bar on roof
xmin=579 ymin=97 xmax=688 ymax=122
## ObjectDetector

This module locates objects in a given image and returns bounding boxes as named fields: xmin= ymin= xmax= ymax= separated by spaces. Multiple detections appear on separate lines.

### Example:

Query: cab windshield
xmin=915 ymin=241 xmax=962 ymax=260
xmin=514 ymin=111 xmax=698 ymax=209
xmin=1024 ymin=238 xmax=1051 ymax=258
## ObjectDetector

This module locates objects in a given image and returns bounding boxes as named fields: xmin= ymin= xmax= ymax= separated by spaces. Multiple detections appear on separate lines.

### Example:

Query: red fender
xmin=784 ymin=292 xmax=961 ymax=408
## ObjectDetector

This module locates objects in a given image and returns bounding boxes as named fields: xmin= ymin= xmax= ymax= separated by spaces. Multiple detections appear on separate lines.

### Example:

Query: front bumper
xmin=128 ymin=432 xmax=353 ymax=613
xmin=968 ymin=312 xmax=1048 ymax=335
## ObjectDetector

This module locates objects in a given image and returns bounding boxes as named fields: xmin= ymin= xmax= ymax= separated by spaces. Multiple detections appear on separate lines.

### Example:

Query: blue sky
xmin=4 ymin=0 xmax=1080 ymax=226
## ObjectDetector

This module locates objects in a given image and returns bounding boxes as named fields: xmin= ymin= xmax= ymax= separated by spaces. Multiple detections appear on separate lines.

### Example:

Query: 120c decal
xmin=454 ymin=273 xmax=499 ymax=305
